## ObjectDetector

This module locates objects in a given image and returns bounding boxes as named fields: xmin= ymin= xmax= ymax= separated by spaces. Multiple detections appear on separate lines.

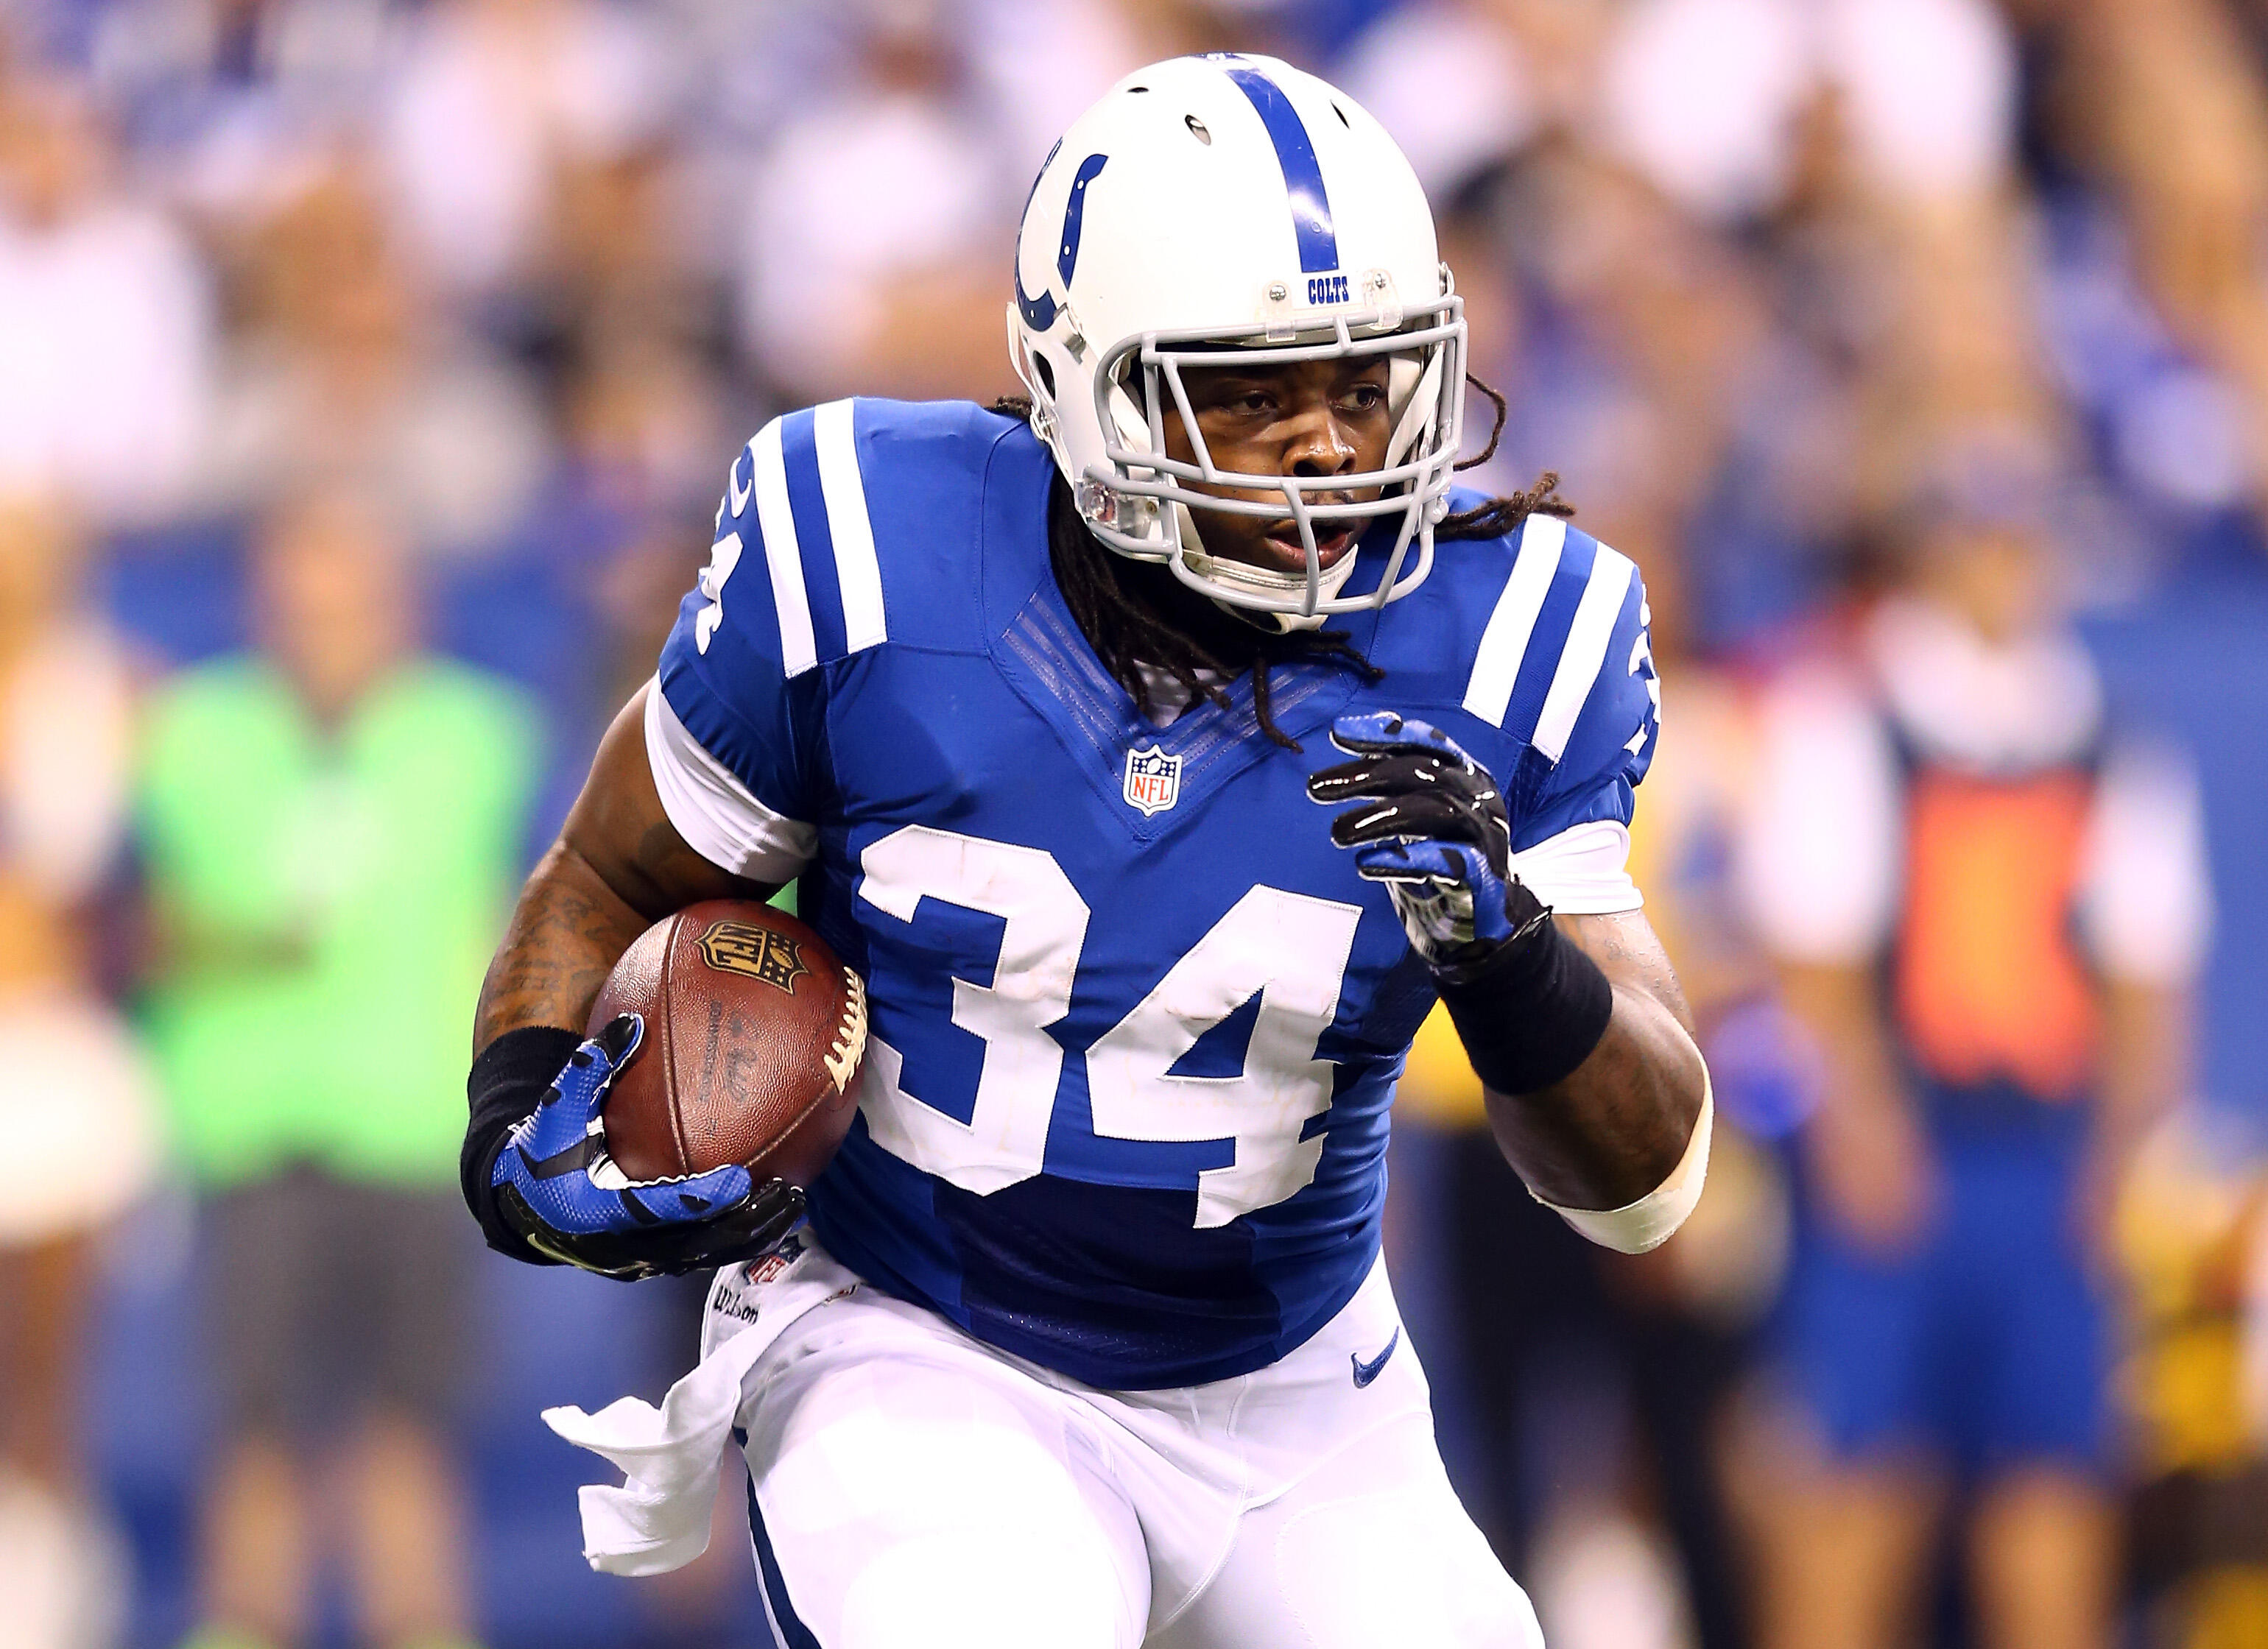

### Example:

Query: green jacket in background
xmin=138 ymin=657 xmax=542 ymax=1190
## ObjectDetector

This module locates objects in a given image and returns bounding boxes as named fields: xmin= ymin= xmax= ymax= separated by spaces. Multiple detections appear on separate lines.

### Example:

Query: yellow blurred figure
xmin=2113 ymin=1117 xmax=2268 ymax=1649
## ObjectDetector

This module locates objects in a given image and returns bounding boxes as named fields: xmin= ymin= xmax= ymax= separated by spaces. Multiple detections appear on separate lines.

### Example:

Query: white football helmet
xmin=1007 ymin=54 xmax=1466 ymax=626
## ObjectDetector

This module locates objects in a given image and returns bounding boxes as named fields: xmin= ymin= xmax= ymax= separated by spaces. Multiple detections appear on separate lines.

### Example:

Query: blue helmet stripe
xmin=1222 ymin=66 xmax=1339 ymax=274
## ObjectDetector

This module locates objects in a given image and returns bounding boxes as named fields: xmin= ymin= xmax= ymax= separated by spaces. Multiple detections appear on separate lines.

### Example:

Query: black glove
xmin=1306 ymin=710 xmax=1540 ymax=973
xmin=1308 ymin=710 xmax=1613 ymax=1092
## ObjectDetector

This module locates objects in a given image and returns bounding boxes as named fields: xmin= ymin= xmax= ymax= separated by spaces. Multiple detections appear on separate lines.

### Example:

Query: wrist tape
xmin=463 ymin=1025 xmax=583 ymax=1265
xmin=1434 ymin=906 xmax=1616 ymax=1095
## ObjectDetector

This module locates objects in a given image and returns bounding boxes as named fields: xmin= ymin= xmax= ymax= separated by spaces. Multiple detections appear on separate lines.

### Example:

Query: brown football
xmin=588 ymin=900 xmax=867 ymax=1186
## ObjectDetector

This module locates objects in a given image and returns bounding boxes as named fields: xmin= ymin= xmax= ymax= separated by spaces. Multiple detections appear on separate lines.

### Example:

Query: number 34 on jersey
xmin=859 ymin=824 xmax=1361 ymax=1229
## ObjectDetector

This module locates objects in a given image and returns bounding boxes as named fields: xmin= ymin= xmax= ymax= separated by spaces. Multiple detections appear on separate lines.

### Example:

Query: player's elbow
xmin=1537 ymin=1050 xmax=1714 ymax=1255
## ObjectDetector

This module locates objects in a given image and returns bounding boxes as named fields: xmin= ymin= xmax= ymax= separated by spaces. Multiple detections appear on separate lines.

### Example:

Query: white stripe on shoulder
xmin=750 ymin=419 xmax=817 ymax=677
xmin=643 ymin=679 xmax=818 ymax=885
xmin=1532 ymin=545 xmax=1635 ymax=764
xmin=1462 ymin=515 xmax=1567 ymax=728
xmin=812 ymin=400 xmax=887 ymax=654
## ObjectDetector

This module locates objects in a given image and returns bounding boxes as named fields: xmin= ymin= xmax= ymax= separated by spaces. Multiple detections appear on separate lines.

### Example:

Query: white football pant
xmin=721 ymin=1246 xmax=1545 ymax=1649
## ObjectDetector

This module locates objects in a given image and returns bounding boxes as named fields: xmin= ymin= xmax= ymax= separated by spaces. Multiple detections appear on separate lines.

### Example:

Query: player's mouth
xmin=1260 ymin=519 xmax=1358 ymax=573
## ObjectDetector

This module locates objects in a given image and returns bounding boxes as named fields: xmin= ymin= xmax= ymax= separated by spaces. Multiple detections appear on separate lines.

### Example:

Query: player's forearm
xmin=1438 ymin=907 xmax=1707 ymax=1215
xmin=1482 ymin=986 xmax=1706 ymax=1211
xmin=473 ymin=840 xmax=650 ymax=1051
xmin=475 ymin=687 xmax=772 ymax=1052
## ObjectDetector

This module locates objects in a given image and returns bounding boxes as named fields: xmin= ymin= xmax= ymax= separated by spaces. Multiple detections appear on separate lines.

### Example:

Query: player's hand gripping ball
xmin=488 ymin=1015 xmax=807 ymax=1280
xmin=1306 ymin=711 xmax=1550 ymax=974
xmin=490 ymin=901 xmax=867 ymax=1280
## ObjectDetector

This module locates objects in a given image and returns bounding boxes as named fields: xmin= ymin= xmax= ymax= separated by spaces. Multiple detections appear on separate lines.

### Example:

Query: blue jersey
xmin=651 ymin=399 xmax=1658 ymax=1389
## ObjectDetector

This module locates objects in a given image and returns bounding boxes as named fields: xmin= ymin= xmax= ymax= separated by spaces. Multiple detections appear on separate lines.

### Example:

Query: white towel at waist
xmin=541 ymin=1235 xmax=859 ymax=1576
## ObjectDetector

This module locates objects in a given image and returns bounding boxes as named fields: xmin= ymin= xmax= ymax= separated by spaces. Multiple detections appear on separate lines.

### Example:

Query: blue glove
xmin=490 ymin=1014 xmax=804 ymax=1280
xmin=1306 ymin=711 xmax=1549 ymax=970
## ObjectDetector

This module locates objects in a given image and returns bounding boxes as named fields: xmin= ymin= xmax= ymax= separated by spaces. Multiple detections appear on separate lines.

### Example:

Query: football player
xmin=462 ymin=55 xmax=1710 ymax=1649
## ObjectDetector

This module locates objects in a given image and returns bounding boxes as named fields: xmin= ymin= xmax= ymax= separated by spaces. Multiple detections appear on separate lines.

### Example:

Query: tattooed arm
xmin=1479 ymin=910 xmax=1708 ymax=1212
xmin=464 ymin=684 xmax=803 ymax=1273
xmin=475 ymin=685 xmax=776 ymax=1050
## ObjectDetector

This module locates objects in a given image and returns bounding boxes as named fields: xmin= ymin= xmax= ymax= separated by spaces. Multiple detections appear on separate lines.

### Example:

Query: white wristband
xmin=1536 ymin=1076 xmax=1714 ymax=1255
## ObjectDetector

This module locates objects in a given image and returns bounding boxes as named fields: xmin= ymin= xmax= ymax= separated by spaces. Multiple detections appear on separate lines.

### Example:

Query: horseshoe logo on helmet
xmin=1014 ymin=150 xmax=1109 ymax=333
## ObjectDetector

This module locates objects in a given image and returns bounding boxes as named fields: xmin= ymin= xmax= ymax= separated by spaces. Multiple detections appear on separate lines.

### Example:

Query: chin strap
xmin=1170 ymin=501 xmax=1360 ymax=633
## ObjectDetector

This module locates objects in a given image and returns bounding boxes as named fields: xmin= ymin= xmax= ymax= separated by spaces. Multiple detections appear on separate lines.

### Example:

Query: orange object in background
xmin=1894 ymin=769 xmax=2100 ymax=1101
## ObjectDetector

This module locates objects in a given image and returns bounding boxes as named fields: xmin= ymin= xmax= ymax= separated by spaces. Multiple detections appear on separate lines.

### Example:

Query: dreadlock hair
xmin=1440 ymin=375 xmax=1576 ymax=540
xmin=990 ymin=375 xmax=1568 ymax=751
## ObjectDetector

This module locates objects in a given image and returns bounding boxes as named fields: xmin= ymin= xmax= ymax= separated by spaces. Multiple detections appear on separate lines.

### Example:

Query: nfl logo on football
xmin=1122 ymin=743 xmax=1182 ymax=816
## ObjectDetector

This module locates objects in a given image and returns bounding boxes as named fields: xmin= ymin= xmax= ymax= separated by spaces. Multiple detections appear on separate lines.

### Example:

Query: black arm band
xmin=1434 ymin=910 xmax=1616 ymax=1096
xmin=462 ymin=1025 xmax=583 ymax=1265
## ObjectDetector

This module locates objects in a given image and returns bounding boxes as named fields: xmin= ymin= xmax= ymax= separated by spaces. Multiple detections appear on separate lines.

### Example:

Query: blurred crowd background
xmin=1 ymin=0 xmax=2266 ymax=1646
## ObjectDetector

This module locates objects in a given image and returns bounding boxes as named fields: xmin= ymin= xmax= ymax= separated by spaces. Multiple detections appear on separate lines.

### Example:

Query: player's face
xmin=1161 ymin=356 xmax=1394 ymax=577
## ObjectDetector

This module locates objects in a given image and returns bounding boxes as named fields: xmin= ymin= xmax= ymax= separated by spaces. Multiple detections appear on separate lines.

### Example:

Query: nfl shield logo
xmin=1122 ymin=743 xmax=1183 ymax=816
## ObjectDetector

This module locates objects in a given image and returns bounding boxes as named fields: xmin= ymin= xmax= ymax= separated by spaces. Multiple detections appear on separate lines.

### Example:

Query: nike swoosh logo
xmin=1350 ymin=1325 xmax=1401 ymax=1389
xmin=518 ymin=1137 xmax=594 ymax=1180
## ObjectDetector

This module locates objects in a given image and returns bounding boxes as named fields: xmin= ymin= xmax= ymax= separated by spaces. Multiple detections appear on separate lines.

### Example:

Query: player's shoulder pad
xmin=686 ymin=398 xmax=1021 ymax=680
xmin=1378 ymin=501 xmax=1660 ymax=844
